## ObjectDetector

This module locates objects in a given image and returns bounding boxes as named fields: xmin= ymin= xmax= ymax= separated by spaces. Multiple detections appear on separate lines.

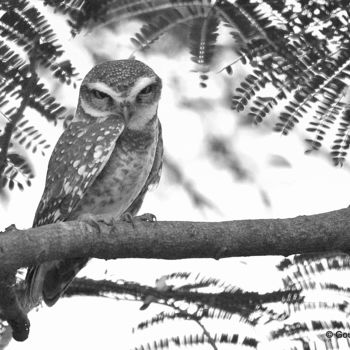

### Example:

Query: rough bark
xmin=1 ymin=207 xmax=350 ymax=272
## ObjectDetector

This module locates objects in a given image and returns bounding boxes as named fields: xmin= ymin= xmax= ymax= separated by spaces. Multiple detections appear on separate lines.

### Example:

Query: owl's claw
xmin=121 ymin=212 xmax=157 ymax=228
xmin=78 ymin=213 xmax=103 ymax=233
xmin=120 ymin=212 xmax=135 ymax=227
xmin=137 ymin=213 xmax=157 ymax=222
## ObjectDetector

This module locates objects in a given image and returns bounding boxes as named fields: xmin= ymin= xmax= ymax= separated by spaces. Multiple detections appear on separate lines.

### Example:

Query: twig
xmin=0 ymin=39 xmax=38 ymax=177
xmin=193 ymin=317 xmax=218 ymax=350
xmin=2 ymin=276 xmax=299 ymax=345
xmin=171 ymin=304 xmax=218 ymax=350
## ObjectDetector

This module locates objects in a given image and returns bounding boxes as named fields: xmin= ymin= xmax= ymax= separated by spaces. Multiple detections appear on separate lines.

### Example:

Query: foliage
xmin=1 ymin=0 xmax=350 ymax=191
xmin=1 ymin=252 xmax=348 ymax=347
xmin=0 ymin=0 xmax=78 ymax=192
xmin=46 ymin=0 xmax=350 ymax=165
xmin=114 ymin=254 xmax=350 ymax=349
xmin=129 ymin=254 xmax=350 ymax=350
xmin=7 ymin=254 xmax=344 ymax=350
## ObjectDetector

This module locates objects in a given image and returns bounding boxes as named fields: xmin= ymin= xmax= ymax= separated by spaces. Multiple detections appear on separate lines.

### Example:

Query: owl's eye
xmin=91 ymin=89 xmax=110 ymax=100
xmin=139 ymin=84 xmax=155 ymax=96
xmin=136 ymin=84 xmax=157 ymax=103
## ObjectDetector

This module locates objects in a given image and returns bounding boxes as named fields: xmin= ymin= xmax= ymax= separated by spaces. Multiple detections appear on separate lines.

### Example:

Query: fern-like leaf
xmin=305 ymin=84 xmax=347 ymax=153
xmin=131 ymin=9 xmax=202 ymax=51
xmin=331 ymin=108 xmax=350 ymax=166
xmin=0 ymin=41 xmax=69 ymax=122
xmin=0 ymin=0 xmax=78 ymax=85
xmin=249 ymin=95 xmax=278 ymax=124
xmin=189 ymin=8 xmax=219 ymax=85
xmin=1 ymin=153 xmax=33 ymax=190
xmin=275 ymin=50 xmax=350 ymax=135
xmin=134 ymin=333 xmax=259 ymax=350
xmin=12 ymin=119 xmax=51 ymax=156
xmin=232 ymin=71 xmax=270 ymax=112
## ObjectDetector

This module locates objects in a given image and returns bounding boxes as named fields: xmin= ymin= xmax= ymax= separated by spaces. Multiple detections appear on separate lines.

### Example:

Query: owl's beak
xmin=119 ymin=101 xmax=132 ymax=123
xmin=122 ymin=105 xmax=130 ymax=123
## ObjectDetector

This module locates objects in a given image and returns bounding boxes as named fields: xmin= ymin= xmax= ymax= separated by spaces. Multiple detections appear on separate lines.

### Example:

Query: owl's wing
xmin=25 ymin=118 xmax=124 ymax=306
xmin=126 ymin=120 xmax=163 ymax=216
xmin=33 ymin=118 xmax=125 ymax=227
xmin=145 ymin=120 xmax=163 ymax=189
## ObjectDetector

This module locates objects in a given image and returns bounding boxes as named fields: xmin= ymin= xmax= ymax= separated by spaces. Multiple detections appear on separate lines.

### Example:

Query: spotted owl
xmin=25 ymin=59 xmax=163 ymax=306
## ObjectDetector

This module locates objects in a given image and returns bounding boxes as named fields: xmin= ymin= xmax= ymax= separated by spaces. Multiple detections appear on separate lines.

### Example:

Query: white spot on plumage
xmin=93 ymin=145 xmax=104 ymax=159
xmin=63 ymin=181 xmax=71 ymax=194
xmin=78 ymin=165 xmax=87 ymax=175
xmin=91 ymin=167 xmax=98 ymax=176
xmin=77 ymin=130 xmax=86 ymax=138
xmin=53 ymin=210 xmax=61 ymax=222
xmin=73 ymin=160 xmax=80 ymax=168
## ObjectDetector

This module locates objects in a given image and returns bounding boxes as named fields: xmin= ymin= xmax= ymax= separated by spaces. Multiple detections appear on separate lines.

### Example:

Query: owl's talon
xmin=137 ymin=213 xmax=157 ymax=222
xmin=121 ymin=212 xmax=136 ymax=228
xmin=120 ymin=212 xmax=157 ymax=228
xmin=78 ymin=213 xmax=102 ymax=233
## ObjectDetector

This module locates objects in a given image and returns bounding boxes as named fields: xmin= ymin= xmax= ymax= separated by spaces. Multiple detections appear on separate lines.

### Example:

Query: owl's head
xmin=77 ymin=60 xmax=162 ymax=130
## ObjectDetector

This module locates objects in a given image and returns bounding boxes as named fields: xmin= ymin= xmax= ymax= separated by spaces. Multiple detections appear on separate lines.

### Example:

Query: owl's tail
xmin=25 ymin=258 xmax=88 ymax=307
xmin=25 ymin=262 xmax=54 ymax=307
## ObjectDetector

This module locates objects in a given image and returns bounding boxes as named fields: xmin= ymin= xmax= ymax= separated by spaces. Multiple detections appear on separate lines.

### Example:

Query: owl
xmin=25 ymin=59 xmax=163 ymax=307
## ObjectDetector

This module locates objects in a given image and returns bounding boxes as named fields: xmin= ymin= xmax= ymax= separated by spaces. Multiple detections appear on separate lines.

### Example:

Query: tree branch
xmin=1 ymin=207 xmax=350 ymax=272
xmin=1 ymin=275 xmax=300 ymax=344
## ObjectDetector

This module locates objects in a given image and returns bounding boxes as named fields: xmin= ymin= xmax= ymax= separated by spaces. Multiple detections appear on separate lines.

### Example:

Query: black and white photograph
xmin=1 ymin=0 xmax=350 ymax=349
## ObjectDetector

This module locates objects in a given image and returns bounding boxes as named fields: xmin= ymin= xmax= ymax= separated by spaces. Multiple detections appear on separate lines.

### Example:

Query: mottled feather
xmin=127 ymin=121 xmax=163 ymax=215
xmin=26 ymin=117 xmax=124 ymax=304
xmin=34 ymin=118 xmax=125 ymax=226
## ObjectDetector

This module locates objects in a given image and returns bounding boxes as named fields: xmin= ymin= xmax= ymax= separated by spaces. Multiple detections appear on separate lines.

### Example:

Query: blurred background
xmin=1 ymin=3 xmax=350 ymax=349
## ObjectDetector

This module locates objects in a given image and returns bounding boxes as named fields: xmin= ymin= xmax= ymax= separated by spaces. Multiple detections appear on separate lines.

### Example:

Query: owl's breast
xmin=71 ymin=125 xmax=158 ymax=218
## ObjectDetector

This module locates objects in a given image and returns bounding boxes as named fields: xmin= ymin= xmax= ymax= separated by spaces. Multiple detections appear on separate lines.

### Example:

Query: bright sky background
xmin=1 ymin=4 xmax=350 ymax=350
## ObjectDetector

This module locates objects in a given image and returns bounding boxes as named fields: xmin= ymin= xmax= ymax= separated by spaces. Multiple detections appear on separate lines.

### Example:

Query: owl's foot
xmin=120 ymin=212 xmax=135 ymax=227
xmin=78 ymin=213 xmax=113 ymax=233
xmin=137 ymin=213 xmax=157 ymax=222
xmin=121 ymin=212 xmax=157 ymax=228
